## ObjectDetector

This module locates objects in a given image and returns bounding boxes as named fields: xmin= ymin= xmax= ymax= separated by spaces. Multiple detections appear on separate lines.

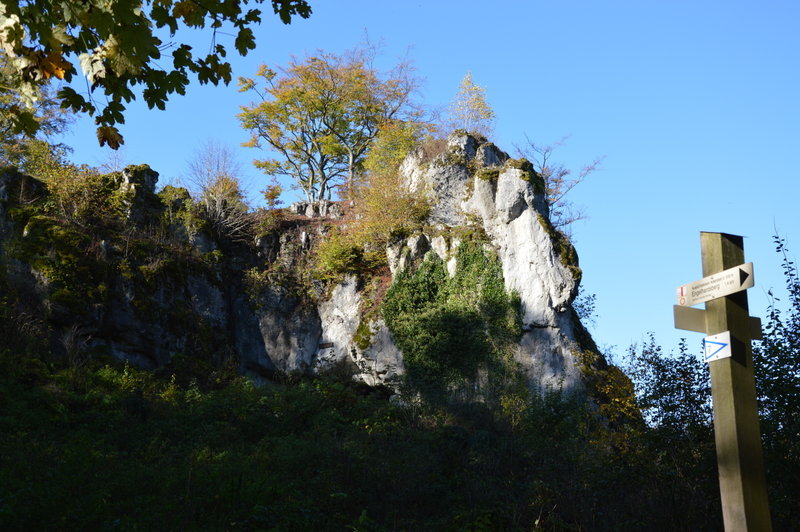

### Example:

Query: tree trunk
xmin=346 ymin=149 xmax=355 ymax=199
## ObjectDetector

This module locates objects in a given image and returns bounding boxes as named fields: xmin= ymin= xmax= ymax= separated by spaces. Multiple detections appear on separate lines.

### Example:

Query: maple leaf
xmin=40 ymin=51 xmax=71 ymax=80
xmin=97 ymin=124 xmax=124 ymax=150
xmin=4 ymin=0 xmax=312 ymax=147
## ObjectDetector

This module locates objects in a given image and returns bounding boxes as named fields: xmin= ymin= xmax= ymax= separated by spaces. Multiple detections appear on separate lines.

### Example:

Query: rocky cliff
xmin=0 ymin=132 xmax=597 ymax=395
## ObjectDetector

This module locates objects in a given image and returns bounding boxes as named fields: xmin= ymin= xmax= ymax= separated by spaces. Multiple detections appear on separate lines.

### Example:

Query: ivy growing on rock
xmin=382 ymin=240 xmax=523 ymax=401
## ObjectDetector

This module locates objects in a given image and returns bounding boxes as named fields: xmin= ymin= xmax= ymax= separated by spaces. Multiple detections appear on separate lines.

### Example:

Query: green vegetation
xmin=315 ymin=229 xmax=386 ymax=281
xmin=0 ymin=0 xmax=311 ymax=147
xmin=617 ymin=236 xmax=800 ymax=530
xmin=311 ymin=120 xmax=432 ymax=284
xmin=382 ymin=240 xmax=523 ymax=401
xmin=158 ymin=185 xmax=209 ymax=239
xmin=19 ymin=141 xmax=132 ymax=228
xmin=0 ymin=340 xmax=714 ymax=531
xmin=2 ymin=148 xmax=799 ymax=529
xmin=11 ymin=214 xmax=110 ymax=316
xmin=448 ymin=71 xmax=495 ymax=137
xmin=2 ymin=57 xmax=797 ymax=527
xmin=0 ymin=52 xmax=72 ymax=168
xmin=9 ymin=360 xmax=466 ymax=530
xmin=537 ymin=213 xmax=582 ymax=283
xmin=0 ymin=155 xmax=239 ymax=369
xmin=239 ymin=44 xmax=423 ymax=201
xmin=185 ymin=141 xmax=253 ymax=242
xmin=475 ymin=166 xmax=501 ymax=181
xmin=751 ymin=235 xmax=800 ymax=528
xmin=9 ymin=275 xmax=798 ymax=532
xmin=348 ymin=123 xmax=432 ymax=247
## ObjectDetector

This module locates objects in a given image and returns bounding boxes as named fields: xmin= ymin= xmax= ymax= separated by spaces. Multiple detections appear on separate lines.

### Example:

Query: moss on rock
xmin=506 ymin=158 xmax=545 ymax=196
xmin=537 ymin=214 xmax=581 ymax=284
xmin=476 ymin=167 xmax=501 ymax=181
xmin=353 ymin=318 xmax=373 ymax=351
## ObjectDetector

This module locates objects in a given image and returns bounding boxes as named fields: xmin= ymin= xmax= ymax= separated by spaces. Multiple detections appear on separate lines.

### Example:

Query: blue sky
xmin=57 ymin=0 xmax=800 ymax=360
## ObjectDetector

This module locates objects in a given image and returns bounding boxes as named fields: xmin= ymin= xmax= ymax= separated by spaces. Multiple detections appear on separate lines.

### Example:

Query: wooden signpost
xmin=674 ymin=232 xmax=771 ymax=532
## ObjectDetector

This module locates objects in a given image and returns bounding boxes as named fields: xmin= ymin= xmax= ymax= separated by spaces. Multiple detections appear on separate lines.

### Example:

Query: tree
xmin=20 ymin=140 xmax=123 ymax=228
xmin=753 ymin=235 xmax=800 ymax=528
xmin=515 ymin=135 xmax=603 ymax=235
xmin=186 ymin=140 xmax=251 ymax=241
xmin=755 ymin=235 xmax=800 ymax=431
xmin=624 ymin=335 xmax=712 ymax=432
xmin=621 ymin=235 xmax=800 ymax=529
xmin=187 ymin=140 xmax=244 ymax=196
xmin=0 ymin=0 xmax=312 ymax=149
xmin=1 ymin=51 xmax=71 ymax=167
xmin=353 ymin=120 xmax=431 ymax=244
xmin=448 ymin=71 xmax=495 ymax=137
xmin=238 ymin=45 xmax=421 ymax=202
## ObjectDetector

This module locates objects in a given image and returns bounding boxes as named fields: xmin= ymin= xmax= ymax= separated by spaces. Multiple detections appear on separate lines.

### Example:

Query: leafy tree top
xmin=0 ymin=0 xmax=312 ymax=149
xmin=1 ymin=51 xmax=71 ymax=166
xmin=449 ymin=71 xmax=495 ymax=138
xmin=238 ymin=45 xmax=422 ymax=202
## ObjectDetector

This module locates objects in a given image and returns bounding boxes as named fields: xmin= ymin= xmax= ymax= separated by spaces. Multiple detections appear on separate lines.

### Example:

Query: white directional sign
xmin=704 ymin=331 xmax=732 ymax=363
xmin=676 ymin=262 xmax=754 ymax=307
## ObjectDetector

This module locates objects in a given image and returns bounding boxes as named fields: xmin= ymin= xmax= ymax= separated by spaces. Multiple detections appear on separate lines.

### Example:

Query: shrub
xmin=316 ymin=230 xmax=386 ymax=281
xmin=22 ymin=141 xmax=128 ymax=229
xmin=158 ymin=185 xmax=208 ymax=238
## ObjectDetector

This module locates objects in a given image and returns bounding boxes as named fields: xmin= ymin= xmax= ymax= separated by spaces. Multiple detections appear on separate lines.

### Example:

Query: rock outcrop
xmin=379 ymin=132 xmax=586 ymax=390
xmin=0 ymin=132 xmax=595 ymax=393
xmin=259 ymin=131 xmax=589 ymax=391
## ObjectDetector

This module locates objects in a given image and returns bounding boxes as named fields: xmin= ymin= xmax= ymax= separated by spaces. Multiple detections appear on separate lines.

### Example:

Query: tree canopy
xmin=449 ymin=71 xmax=495 ymax=137
xmin=1 ymin=51 xmax=73 ymax=167
xmin=0 ymin=0 xmax=312 ymax=149
xmin=238 ymin=45 xmax=421 ymax=202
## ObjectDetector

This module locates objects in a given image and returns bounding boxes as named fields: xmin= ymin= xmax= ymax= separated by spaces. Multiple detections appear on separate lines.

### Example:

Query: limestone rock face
xmin=356 ymin=319 xmax=405 ymax=386
xmin=401 ymin=135 xmax=476 ymax=226
xmin=289 ymin=200 xmax=344 ymax=218
xmin=314 ymin=275 xmax=361 ymax=371
xmin=475 ymin=142 xmax=508 ymax=168
xmin=119 ymin=165 xmax=160 ymax=225
xmin=212 ymin=132 xmax=587 ymax=390
xmin=387 ymin=233 xmax=431 ymax=275
xmin=255 ymin=286 xmax=322 ymax=373
xmin=395 ymin=132 xmax=585 ymax=390
xmin=310 ymin=276 xmax=405 ymax=387
xmin=464 ymin=165 xmax=574 ymax=326
xmin=0 ymin=134 xmax=592 ymax=393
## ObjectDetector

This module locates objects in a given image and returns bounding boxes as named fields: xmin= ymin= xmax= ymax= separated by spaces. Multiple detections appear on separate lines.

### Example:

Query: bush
xmin=22 ymin=141 xmax=129 ymax=229
xmin=315 ymin=230 xmax=387 ymax=282
xmin=753 ymin=235 xmax=800 ymax=529
xmin=350 ymin=124 xmax=432 ymax=246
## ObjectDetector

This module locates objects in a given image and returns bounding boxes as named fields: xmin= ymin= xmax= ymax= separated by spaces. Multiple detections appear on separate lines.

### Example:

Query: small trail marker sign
xmin=704 ymin=331 xmax=732 ymax=362
xmin=676 ymin=262 xmax=754 ymax=307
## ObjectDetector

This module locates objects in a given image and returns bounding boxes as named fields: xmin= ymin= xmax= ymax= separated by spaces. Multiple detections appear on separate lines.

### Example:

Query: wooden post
xmin=700 ymin=232 xmax=771 ymax=531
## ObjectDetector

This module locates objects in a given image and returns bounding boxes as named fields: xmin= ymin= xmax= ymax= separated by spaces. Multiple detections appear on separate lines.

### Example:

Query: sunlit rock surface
xmin=0 ymin=134 xmax=593 ymax=392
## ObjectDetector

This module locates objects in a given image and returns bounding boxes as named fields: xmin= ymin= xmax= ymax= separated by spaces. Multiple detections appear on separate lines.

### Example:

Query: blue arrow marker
xmin=704 ymin=339 xmax=729 ymax=361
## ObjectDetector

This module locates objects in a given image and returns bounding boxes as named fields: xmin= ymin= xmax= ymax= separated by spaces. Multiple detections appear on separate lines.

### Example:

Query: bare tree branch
xmin=515 ymin=134 xmax=604 ymax=237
